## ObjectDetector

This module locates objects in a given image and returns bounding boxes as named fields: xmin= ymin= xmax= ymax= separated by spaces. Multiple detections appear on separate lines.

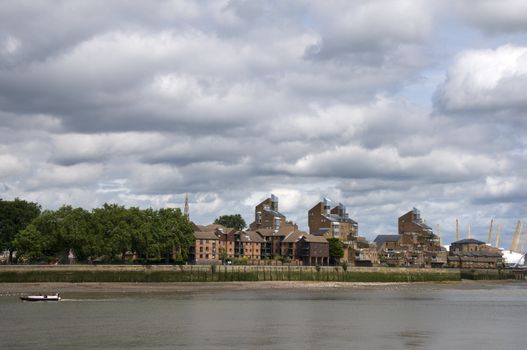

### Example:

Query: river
xmin=0 ymin=282 xmax=525 ymax=349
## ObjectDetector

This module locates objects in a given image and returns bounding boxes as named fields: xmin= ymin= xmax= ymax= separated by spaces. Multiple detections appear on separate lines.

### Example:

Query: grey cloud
xmin=0 ymin=1 xmax=526 ymax=249
xmin=450 ymin=0 xmax=527 ymax=34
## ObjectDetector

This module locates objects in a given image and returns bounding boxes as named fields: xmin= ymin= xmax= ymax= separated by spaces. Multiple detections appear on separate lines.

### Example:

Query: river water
xmin=1 ymin=282 xmax=526 ymax=350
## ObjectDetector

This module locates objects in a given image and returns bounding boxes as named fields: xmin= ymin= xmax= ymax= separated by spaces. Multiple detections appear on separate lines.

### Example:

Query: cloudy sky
xmin=1 ymin=0 xmax=527 ymax=246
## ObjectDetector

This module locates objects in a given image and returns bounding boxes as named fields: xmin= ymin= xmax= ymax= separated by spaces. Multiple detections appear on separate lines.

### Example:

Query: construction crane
xmin=495 ymin=224 xmax=501 ymax=249
xmin=487 ymin=219 xmax=494 ymax=244
xmin=456 ymin=219 xmax=459 ymax=241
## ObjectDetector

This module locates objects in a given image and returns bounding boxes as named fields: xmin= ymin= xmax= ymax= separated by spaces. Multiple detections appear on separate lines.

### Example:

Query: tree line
xmin=0 ymin=198 xmax=193 ymax=264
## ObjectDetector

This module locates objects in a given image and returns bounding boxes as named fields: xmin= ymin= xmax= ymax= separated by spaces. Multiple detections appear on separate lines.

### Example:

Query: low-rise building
xmin=280 ymin=230 xmax=306 ymax=260
xmin=448 ymin=239 xmax=504 ymax=269
xmin=239 ymin=230 xmax=264 ymax=260
xmin=297 ymin=235 xmax=329 ymax=266
xmin=191 ymin=230 xmax=220 ymax=264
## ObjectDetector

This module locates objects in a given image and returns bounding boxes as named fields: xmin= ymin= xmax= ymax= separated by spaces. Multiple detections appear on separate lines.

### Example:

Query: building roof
xmin=322 ymin=213 xmax=358 ymax=225
xmin=256 ymin=228 xmax=286 ymax=237
xmin=278 ymin=225 xmax=297 ymax=236
xmin=204 ymin=224 xmax=234 ymax=232
xmin=373 ymin=235 xmax=400 ymax=245
xmin=240 ymin=230 xmax=265 ymax=243
xmin=283 ymin=230 xmax=306 ymax=243
xmin=191 ymin=223 xmax=205 ymax=232
xmin=313 ymin=228 xmax=330 ymax=236
xmin=263 ymin=208 xmax=285 ymax=218
xmin=451 ymin=238 xmax=486 ymax=245
xmin=193 ymin=231 xmax=219 ymax=240
xmin=303 ymin=235 xmax=329 ymax=243
xmin=450 ymin=251 xmax=502 ymax=258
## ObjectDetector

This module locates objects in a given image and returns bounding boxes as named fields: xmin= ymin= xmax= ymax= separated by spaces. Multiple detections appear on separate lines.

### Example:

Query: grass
xmin=0 ymin=267 xmax=463 ymax=283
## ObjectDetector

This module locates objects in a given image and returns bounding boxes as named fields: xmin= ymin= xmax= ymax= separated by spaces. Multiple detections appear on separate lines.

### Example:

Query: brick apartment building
xmin=297 ymin=235 xmax=330 ymax=266
xmin=190 ymin=230 xmax=221 ymax=264
xmin=373 ymin=208 xmax=447 ymax=268
xmin=308 ymin=199 xmax=358 ymax=239
xmin=308 ymin=199 xmax=378 ymax=266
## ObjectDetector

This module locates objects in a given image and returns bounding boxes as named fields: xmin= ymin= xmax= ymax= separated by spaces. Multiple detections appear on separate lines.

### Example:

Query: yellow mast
xmin=513 ymin=221 xmax=523 ymax=252
xmin=487 ymin=219 xmax=493 ymax=244
xmin=519 ymin=228 xmax=527 ymax=254
xmin=456 ymin=219 xmax=459 ymax=241
xmin=495 ymin=224 xmax=501 ymax=248
xmin=467 ymin=224 xmax=471 ymax=239
xmin=510 ymin=221 xmax=520 ymax=252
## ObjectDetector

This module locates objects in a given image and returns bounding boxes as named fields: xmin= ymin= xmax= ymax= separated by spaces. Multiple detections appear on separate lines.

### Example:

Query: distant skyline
xmin=1 ymin=1 xmax=527 ymax=246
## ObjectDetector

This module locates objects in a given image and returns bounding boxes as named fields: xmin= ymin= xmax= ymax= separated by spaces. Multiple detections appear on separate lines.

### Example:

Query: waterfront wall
xmin=0 ymin=265 xmax=463 ymax=283
xmin=460 ymin=268 xmax=520 ymax=280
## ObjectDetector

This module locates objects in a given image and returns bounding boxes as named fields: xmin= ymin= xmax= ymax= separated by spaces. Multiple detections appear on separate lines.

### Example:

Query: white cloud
xmin=0 ymin=1 xmax=526 ymax=248
xmin=436 ymin=45 xmax=527 ymax=117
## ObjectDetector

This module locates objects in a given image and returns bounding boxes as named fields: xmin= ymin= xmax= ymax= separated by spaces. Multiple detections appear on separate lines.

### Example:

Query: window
xmin=206 ymin=254 xmax=209 ymax=259
xmin=199 ymin=247 xmax=203 ymax=252
xmin=332 ymin=222 xmax=340 ymax=237
xmin=200 ymin=240 xmax=203 ymax=245
xmin=274 ymin=217 xmax=281 ymax=230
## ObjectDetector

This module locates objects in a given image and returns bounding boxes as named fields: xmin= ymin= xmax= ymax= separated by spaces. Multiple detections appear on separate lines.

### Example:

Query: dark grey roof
xmin=323 ymin=214 xmax=357 ymax=225
xmin=373 ymin=235 xmax=400 ymax=245
xmin=451 ymin=238 xmax=486 ymax=245
xmin=416 ymin=222 xmax=432 ymax=230
xmin=323 ymin=214 xmax=341 ymax=222
xmin=314 ymin=228 xmax=330 ymax=236
xmin=263 ymin=208 xmax=285 ymax=218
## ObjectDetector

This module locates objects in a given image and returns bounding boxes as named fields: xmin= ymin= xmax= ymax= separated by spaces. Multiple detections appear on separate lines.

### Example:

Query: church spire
xmin=184 ymin=192 xmax=189 ymax=219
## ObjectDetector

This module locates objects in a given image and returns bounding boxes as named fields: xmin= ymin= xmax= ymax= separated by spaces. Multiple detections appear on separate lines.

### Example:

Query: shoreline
xmin=0 ymin=281 xmax=415 ymax=294
xmin=0 ymin=279 xmax=519 ymax=295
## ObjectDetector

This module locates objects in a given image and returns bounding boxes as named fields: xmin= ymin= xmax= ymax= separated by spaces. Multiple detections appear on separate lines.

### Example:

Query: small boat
xmin=20 ymin=293 xmax=61 ymax=302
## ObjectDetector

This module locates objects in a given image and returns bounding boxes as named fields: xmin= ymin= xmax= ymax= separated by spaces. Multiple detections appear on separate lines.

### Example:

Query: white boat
xmin=20 ymin=293 xmax=61 ymax=302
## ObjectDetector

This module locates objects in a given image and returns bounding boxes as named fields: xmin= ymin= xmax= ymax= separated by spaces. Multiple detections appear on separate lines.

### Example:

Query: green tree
xmin=213 ymin=214 xmax=246 ymax=231
xmin=13 ymin=224 xmax=47 ymax=262
xmin=328 ymin=238 xmax=344 ymax=265
xmin=157 ymin=207 xmax=193 ymax=263
xmin=28 ymin=206 xmax=99 ymax=263
xmin=92 ymin=204 xmax=132 ymax=262
xmin=0 ymin=198 xmax=41 ymax=263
